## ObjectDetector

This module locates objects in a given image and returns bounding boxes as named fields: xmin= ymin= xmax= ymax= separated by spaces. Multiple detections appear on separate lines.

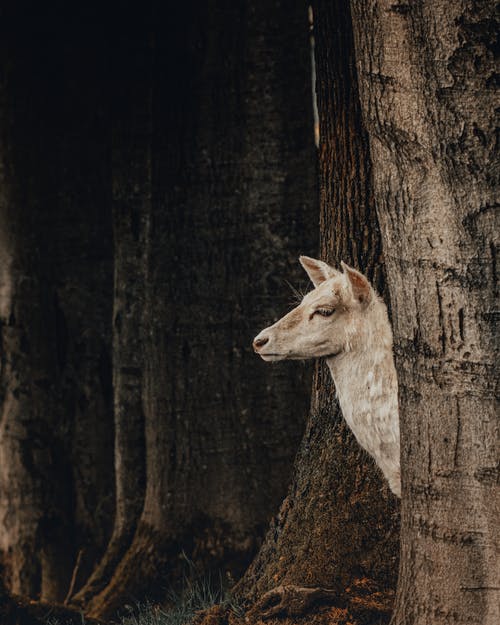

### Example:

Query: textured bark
xmin=350 ymin=1 xmax=499 ymax=623
xmin=51 ymin=17 xmax=115 ymax=595
xmin=78 ymin=0 xmax=317 ymax=617
xmin=0 ymin=139 xmax=71 ymax=602
xmin=71 ymin=11 xmax=150 ymax=607
xmin=0 ymin=0 xmax=316 ymax=612
xmin=236 ymin=0 xmax=399 ymax=617
xmin=0 ymin=5 xmax=114 ymax=602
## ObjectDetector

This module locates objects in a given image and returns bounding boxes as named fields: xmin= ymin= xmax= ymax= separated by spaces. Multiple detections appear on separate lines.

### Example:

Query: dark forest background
xmin=0 ymin=2 xmax=497 ymax=625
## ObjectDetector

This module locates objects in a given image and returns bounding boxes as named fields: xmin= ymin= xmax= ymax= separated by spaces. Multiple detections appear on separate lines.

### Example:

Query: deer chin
xmin=258 ymin=352 xmax=287 ymax=362
xmin=258 ymin=346 xmax=343 ymax=362
xmin=258 ymin=350 xmax=315 ymax=362
xmin=258 ymin=345 xmax=344 ymax=361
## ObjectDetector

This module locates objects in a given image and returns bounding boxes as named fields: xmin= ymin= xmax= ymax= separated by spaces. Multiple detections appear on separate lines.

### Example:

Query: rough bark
xmin=71 ymin=10 xmax=150 ymax=607
xmin=0 ymin=5 xmax=114 ymax=602
xmin=235 ymin=1 xmax=399 ymax=620
xmin=78 ymin=0 xmax=317 ymax=617
xmin=350 ymin=1 xmax=499 ymax=623
xmin=50 ymin=14 xmax=115 ymax=595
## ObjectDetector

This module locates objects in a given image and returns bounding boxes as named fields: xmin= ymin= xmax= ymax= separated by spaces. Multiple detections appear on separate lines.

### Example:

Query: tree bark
xmin=70 ymin=9 xmax=151 ymax=607
xmin=0 ymin=5 xmax=114 ymax=602
xmin=236 ymin=2 xmax=400 ymax=622
xmin=75 ymin=0 xmax=317 ymax=618
xmin=350 ymin=1 xmax=499 ymax=623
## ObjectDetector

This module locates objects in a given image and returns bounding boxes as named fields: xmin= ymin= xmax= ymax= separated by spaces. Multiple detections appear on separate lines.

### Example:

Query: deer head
xmin=253 ymin=257 xmax=376 ymax=362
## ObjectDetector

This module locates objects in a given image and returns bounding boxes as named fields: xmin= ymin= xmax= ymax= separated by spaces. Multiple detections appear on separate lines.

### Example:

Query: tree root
xmin=248 ymin=585 xmax=339 ymax=620
xmin=0 ymin=589 xmax=105 ymax=625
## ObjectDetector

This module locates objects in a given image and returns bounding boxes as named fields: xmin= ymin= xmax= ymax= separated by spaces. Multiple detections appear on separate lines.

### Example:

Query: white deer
xmin=253 ymin=256 xmax=400 ymax=497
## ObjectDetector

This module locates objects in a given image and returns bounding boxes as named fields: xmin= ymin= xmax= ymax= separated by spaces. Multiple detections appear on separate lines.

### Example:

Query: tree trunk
xmin=350 ymin=1 xmax=499 ymax=623
xmin=70 ymin=9 xmax=151 ymax=606
xmin=74 ymin=0 xmax=317 ymax=618
xmin=0 ymin=5 xmax=114 ymax=602
xmin=236 ymin=2 xmax=400 ymax=623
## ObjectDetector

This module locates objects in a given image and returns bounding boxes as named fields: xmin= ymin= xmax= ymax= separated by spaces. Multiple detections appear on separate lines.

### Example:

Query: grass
xmin=120 ymin=569 xmax=244 ymax=625
xmin=46 ymin=555 xmax=244 ymax=625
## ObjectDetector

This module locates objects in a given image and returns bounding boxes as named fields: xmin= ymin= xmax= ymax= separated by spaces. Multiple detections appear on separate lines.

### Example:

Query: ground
xmin=192 ymin=578 xmax=393 ymax=625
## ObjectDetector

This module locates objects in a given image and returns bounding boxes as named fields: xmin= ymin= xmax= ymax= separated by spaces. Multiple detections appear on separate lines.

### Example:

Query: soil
xmin=192 ymin=578 xmax=393 ymax=625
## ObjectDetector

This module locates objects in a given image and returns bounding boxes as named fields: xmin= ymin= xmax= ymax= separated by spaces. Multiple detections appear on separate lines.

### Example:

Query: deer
xmin=253 ymin=256 xmax=401 ymax=497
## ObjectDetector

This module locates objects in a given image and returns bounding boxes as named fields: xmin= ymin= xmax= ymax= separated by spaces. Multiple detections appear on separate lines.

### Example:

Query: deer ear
xmin=341 ymin=261 xmax=372 ymax=305
xmin=299 ymin=256 xmax=337 ymax=288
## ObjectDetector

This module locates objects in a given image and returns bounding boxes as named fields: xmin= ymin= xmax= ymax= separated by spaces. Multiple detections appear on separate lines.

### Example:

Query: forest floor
xmin=191 ymin=578 xmax=393 ymax=625
xmin=1 ymin=577 xmax=393 ymax=625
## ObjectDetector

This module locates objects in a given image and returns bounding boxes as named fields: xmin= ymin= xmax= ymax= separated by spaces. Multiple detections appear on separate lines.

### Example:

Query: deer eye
xmin=314 ymin=307 xmax=335 ymax=317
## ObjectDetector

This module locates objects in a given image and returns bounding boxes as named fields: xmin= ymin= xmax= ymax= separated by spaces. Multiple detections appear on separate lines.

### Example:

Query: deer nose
xmin=253 ymin=335 xmax=269 ymax=352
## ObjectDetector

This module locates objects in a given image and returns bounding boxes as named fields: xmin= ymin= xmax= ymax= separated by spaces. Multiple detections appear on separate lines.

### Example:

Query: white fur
xmin=253 ymin=257 xmax=401 ymax=497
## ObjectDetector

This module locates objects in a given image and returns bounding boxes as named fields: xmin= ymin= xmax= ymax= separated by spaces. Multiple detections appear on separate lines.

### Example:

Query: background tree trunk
xmin=0 ymin=5 xmax=114 ymax=602
xmin=350 ymin=1 xmax=499 ymax=623
xmin=71 ymin=9 xmax=151 ymax=606
xmin=71 ymin=0 xmax=318 ymax=618
xmin=0 ymin=0 xmax=317 ymax=613
xmin=236 ymin=2 xmax=399 ymax=623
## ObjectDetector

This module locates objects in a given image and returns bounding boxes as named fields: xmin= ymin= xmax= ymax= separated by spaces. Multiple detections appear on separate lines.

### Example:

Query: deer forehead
xmin=275 ymin=277 xmax=352 ymax=331
xmin=302 ymin=276 xmax=346 ymax=307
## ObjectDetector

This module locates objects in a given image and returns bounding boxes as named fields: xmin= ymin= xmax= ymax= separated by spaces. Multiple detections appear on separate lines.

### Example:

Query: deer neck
xmin=325 ymin=305 xmax=398 ymax=429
